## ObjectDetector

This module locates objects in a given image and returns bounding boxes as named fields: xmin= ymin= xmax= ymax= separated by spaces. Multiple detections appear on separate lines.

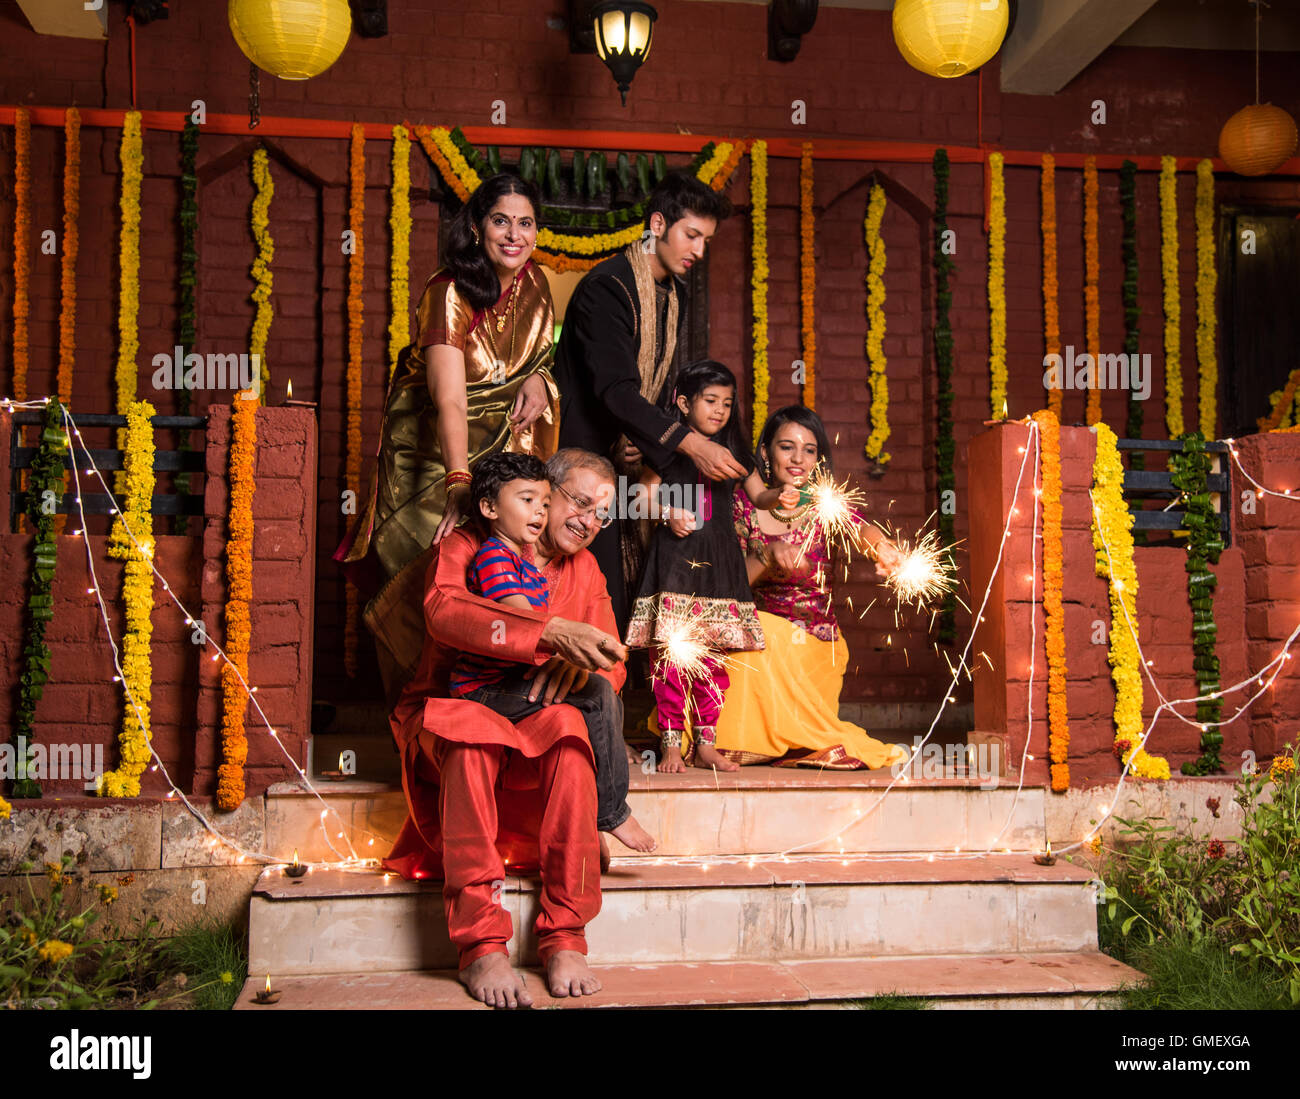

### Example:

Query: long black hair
xmin=443 ymin=173 xmax=542 ymax=312
xmin=671 ymin=360 xmax=752 ymax=466
xmin=756 ymin=404 xmax=834 ymax=481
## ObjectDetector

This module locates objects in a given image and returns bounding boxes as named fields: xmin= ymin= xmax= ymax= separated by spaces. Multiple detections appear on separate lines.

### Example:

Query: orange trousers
xmin=431 ymin=737 xmax=601 ymax=970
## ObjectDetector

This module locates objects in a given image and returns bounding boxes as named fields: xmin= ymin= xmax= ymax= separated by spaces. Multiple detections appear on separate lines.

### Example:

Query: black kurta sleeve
xmin=569 ymin=274 xmax=689 ymax=468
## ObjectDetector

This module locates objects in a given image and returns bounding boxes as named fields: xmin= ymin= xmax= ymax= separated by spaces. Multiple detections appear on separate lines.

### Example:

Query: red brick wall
xmin=0 ymin=405 xmax=315 ymax=799
xmin=972 ymin=423 xmax=1298 ymax=783
xmin=3 ymin=1 xmax=1300 ymax=708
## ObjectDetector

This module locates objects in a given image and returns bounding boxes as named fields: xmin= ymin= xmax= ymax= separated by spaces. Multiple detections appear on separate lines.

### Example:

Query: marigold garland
xmin=345 ymin=124 xmax=366 ymax=678
xmin=749 ymin=139 xmax=769 ymax=450
xmin=11 ymin=108 xmax=31 ymax=401
xmin=249 ymin=147 xmax=274 ymax=405
xmin=863 ymin=182 xmax=890 ymax=467
xmin=57 ymin=108 xmax=80 ymax=405
xmin=1041 ymin=154 xmax=1061 ymax=419
xmin=1084 ymin=156 xmax=1101 ymax=425
xmin=987 ymin=152 xmax=1007 ymax=419
xmin=115 ymin=111 xmax=143 ymax=411
xmin=101 ymin=400 xmax=157 ymax=799
xmin=218 ymin=394 xmax=257 ymax=810
xmin=1260 ymin=368 xmax=1300 ymax=432
xmin=1195 ymin=159 xmax=1218 ymax=441
xmin=1092 ymin=422 xmax=1169 ymax=781
xmin=799 ymin=142 xmax=816 ymax=410
xmin=1159 ymin=156 xmax=1184 ymax=438
xmin=388 ymin=124 xmax=412 ymax=379
xmin=1033 ymin=409 xmax=1068 ymax=791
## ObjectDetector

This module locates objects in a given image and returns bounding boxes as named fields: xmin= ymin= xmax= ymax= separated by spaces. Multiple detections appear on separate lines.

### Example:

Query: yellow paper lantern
xmin=229 ymin=0 xmax=352 ymax=81
xmin=892 ymin=0 xmax=1009 ymax=79
xmin=1218 ymin=104 xmax=1298 ymax=177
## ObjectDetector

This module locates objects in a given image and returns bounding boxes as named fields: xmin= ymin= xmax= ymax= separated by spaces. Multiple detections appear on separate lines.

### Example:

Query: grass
xmin=1103 ymin=930 xmax=1292 ymax=1011
xmin=161 ymin=916 xmax=248 ymax=1011
xmin=851 ymin=991 xmax=933 ymax=1010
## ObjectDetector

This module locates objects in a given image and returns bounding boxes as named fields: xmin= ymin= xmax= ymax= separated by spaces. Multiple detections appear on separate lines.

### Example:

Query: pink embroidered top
xmin=731 ymin=490 xmax=844 ymax=643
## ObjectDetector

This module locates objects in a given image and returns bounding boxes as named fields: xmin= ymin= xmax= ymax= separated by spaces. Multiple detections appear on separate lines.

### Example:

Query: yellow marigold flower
xmin=1085 ymin=834 xmax=1102 ymax=856
xmin=38 ymin=939 xmax=74 ymax=964
xmin=1269 ymin=755 xmax=1295 ymax=782
xmin=220 ymin=971 xmax=234 ymax=984
xmin=98 ymin=884 xmax=118 ymax=905
xmin=0 ymin=794 xmax=10 ymax=820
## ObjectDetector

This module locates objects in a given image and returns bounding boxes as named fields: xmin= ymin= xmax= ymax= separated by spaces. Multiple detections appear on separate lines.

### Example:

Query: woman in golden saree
xmin=337 ymin=174 xmax=560 ymax=701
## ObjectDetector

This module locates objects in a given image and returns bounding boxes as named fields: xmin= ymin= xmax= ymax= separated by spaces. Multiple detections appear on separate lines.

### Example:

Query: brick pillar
xmin=969 ymin=422 xmax=1047 ymax=782
xmin=1236 ymin=432 xmax=1300 ymax=761
xmin=196 ymin=404 xmax=318 ymax=800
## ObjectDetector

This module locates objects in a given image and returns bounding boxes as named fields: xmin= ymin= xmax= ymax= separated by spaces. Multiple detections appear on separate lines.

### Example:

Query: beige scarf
xmin=623 ymin=239 xmax=679 ymax=405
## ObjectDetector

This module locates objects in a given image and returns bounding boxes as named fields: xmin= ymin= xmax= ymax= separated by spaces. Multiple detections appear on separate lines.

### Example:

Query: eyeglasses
xmin=554 ymin=483 xmax=614 ymax=529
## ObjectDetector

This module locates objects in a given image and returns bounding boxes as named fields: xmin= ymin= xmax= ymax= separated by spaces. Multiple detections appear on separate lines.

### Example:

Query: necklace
xmin=770 ymin=500 xmax=811 ymax=525
xmin=494 ymin=273 xmax=521 ymax=333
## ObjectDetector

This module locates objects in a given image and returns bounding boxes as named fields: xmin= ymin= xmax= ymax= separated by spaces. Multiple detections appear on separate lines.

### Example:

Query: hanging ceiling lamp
xmin=591 ymin=1 xmax=657 ymax=106
xmin=1218 ymin=0 xmax=1297 ymax=176
xmin=228 ymin=0 xmax=353 ymax=81
xmin=892 ymin=0 xmax=1009 ymax=79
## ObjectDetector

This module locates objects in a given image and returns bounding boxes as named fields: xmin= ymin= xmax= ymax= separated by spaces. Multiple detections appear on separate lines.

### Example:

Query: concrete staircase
xmin=235 ymin=768 xmax=1142 ymax=1009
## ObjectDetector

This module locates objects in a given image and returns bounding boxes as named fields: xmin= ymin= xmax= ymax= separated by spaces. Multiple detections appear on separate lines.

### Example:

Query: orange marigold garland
xmin=218 ymin=393 xmax=257 ymax=810
xmin=345 ymin=124 xmax=365 ymax=677
xmin=1083 ymin=156 xmax=1101 ymax=426
xmin=12 ymin=107 xmax=31 ymax=401
xmin=709 ymin=139 xmax=748 ymax=192
xmin=1041 ymin=154 xmax=1061 ymax=419
xmin=1033 ymin=409 xmax=1069 ymax=791
xmin=799 ymin=142 xmax=816 ymax=410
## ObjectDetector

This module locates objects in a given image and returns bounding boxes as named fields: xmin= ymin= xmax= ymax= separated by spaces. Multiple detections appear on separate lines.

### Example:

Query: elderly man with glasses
xmin=381 ymin=448 xmax=654 ymax=1009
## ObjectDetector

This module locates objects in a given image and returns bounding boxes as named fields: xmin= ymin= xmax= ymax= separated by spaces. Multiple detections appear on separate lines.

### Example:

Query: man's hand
xmin=508 ymin=373 xmax=549 ymax=431
xmin=523 ymin=657 xmax=590 ymax=704
xmin=680 ymin=431 xmax=747 ymax=481
xmin=539 ymin=617 xmax=627 ymax=671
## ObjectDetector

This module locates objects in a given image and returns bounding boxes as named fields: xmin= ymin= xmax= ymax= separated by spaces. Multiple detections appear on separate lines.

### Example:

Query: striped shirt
xmin=448 ymin=536 xmax=550 ymax=696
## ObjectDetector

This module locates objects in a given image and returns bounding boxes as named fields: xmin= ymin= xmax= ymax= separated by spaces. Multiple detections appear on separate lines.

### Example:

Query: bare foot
xmin=694 ymin=743 xmax=739 ymax=772
xmin=657 ymin=745 xmax=686 ymax=773
xmin=458 ymin=953 xmax=533 ymax=1009
xmin=608 ymin=814 xmax=657 ymax=853
xmin=546 ymin=950 xmax=602 ymax=998
xmin=599 ymin=833 xmax=611 ymax=873
xmin=624 ymin=741 xmax=641 ymax=768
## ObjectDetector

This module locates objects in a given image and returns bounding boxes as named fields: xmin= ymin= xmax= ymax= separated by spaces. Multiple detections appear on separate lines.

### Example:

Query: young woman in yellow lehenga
xmin=337 ymin=174 xmax=560 ymax=703
xmin=713 ymin=406 xmax=909 ymax=770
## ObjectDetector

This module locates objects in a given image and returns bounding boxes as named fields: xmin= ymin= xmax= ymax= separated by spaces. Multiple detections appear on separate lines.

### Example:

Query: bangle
xmin=445 ymin=468 xmax=472 ymax=489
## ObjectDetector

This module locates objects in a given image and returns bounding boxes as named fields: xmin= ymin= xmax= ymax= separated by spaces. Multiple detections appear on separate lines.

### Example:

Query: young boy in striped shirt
xmin=449 ymin=452 xmax=653 ymax=859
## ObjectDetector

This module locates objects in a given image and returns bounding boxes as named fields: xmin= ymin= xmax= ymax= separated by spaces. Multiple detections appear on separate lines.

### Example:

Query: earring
xmin=472 ymin=226 xmax=481 ymax=245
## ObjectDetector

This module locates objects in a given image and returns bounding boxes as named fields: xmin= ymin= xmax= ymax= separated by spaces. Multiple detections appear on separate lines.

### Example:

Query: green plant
xmin=1097 ymin=741 xmax=1300 ymax=1003
xmin=1116 ymin=931 xmax=1290 ymax=1010
xmin=163 ymin=915 xmax=247 ymax=1011
xmin=0 ymin=854 xmax=170 ymax=1008
xmin=853 ymin=991 xmax=933 ymax=1010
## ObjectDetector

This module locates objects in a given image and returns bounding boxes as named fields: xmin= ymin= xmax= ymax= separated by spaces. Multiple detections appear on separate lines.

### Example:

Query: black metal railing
xmin=8 ymin=412 xmax=207 ymax=527
xmin=1116 ymin=438 xmax=1231 ymax=547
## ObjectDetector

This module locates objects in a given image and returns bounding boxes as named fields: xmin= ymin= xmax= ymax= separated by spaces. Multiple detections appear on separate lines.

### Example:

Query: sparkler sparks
xmin=799 ymin=467 xmax=870 ymax=559
xmin=653 ymin=611 xmax=715 ymax=685
xmin=885 ymin=529 xmax=958 ymax=611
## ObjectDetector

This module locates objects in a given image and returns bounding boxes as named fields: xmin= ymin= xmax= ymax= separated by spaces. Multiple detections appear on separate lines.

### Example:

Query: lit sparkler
xmin=885 ymin=528 xmax=958 ymax=611
xmin=653 ymin=609 xmax=715 ymax=686
xmin=799 ymin=466 xmax=870 ymax=559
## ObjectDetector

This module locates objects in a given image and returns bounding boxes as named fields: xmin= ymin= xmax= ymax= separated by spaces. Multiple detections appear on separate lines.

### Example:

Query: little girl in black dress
xmin=624 ymin=361 xmax=798 ymax=773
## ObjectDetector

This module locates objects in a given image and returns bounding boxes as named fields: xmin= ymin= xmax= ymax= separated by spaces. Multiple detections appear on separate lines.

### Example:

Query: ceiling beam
xmin=1000 ymin=0 xmax=1160 ymax=96
xmin=16 ymin=0 xmax=108 ymax=39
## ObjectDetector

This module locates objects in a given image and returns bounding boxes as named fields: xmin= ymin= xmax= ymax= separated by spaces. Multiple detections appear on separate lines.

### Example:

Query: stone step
xmin=234 ymin=951 xmax=1140 ymax=1011
xmin=248 ymin=853 xmax=1098 ymax=976
xmin=265 ymin=773 xmax=1047 ymax=863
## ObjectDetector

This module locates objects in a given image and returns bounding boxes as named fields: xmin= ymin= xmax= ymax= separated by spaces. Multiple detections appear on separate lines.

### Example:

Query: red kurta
xmin=380 ymin=528 xmax=625 ymax=965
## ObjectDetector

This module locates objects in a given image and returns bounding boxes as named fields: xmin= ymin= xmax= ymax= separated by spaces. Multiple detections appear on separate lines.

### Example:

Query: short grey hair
xmin=546 ymin=447 xmax=615 ymax=488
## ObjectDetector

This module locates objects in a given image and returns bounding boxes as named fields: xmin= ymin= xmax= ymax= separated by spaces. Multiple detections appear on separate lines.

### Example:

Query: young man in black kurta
xmin=554 ymin=174 xmax=744 ymax=632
